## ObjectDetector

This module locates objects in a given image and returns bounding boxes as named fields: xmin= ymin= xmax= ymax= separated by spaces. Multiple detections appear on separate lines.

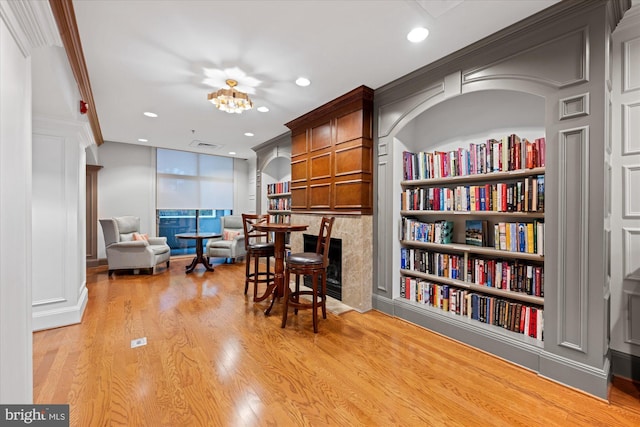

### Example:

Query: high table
xmin=252 ymin=223 xmax=308 ymax=315
xmin=175 ymin=232 xmax=220 ymax=273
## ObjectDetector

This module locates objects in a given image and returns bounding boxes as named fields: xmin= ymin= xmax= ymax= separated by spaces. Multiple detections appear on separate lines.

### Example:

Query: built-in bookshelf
xmin=266 ymin=180 xmax=291 ymax=246
xmin=399 ymin=134 xmax=545 ymax=343
xmin=266 ymin=180 xmax=291 ymax=223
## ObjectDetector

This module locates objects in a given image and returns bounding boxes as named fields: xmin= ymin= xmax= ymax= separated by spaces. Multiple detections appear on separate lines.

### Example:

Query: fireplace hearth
xmin=302 ymin=234 xmax=342 ymax=301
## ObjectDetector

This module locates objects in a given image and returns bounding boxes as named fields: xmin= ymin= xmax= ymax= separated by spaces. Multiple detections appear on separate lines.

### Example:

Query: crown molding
xmin=0 ymin=0 xmax=61 ymax=56
xmin=48 ymin=0 xmax=103 ymax=146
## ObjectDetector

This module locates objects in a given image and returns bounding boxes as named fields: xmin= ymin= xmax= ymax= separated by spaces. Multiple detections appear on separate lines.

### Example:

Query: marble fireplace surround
xmin=289 ymin=214 xmax=372 ymax=312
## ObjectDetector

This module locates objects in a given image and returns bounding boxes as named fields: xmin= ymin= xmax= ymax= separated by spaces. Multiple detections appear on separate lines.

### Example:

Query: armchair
xmin=99 ymin=216 xmax=170 ymax=276
xmin=206 ymin=215 xmax=246 ymax=263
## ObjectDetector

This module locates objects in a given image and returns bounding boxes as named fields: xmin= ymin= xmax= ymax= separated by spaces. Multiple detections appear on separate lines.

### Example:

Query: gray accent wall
xmin=373 ymin=0 xmax=629 ymax=399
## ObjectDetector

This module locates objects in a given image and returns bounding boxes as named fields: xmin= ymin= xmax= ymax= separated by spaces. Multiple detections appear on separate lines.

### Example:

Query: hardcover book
xmin=465 ymin=220 xmax=487 ymax=246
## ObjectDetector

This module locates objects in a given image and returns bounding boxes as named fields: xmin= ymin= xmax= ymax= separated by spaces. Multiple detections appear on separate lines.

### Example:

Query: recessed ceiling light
xmin=257 ymin=106 xmax=269 ymax=113
xmin=407 ymin=27 xmax=429 ymax=43
xmin=295 ymin=77 xmax=311 ymax=87
xmin=244 ymin=132 xmax=254 ymax=137
xmin=229 ymin=151 xmax=236 ymax=155
xmin=143 ymin=111 xmax=158 ymax=118
xmin=138 ymin=138 xmax=148 ymax=142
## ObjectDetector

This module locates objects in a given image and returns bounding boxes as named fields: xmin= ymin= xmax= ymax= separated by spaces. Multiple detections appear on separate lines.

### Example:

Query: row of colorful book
xmin=466 ymin=257 xmax=544 ymax=297
xmin=268 ymin=198 xmax=290 ymax=210
xmin=400 ymin=277 xmax=543 ymax=340
xmin=400 ymin=218 xmax=453 ymax=244
xmin=401 ymin=176 xmax=544 ymax=212
xmin=402 ymin=135 xmax=546 ymax=180
xmin=494 ymin=221 xmax=544 ymax=255
xmin=266 ymin=180 xmax=290 ymax=195
xmin=400 ymin=248 xmax=463 ymax=280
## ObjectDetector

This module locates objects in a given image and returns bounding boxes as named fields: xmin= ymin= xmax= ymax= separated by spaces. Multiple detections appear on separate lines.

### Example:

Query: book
xmin=465 ymin=220 xmax=487 ymax=246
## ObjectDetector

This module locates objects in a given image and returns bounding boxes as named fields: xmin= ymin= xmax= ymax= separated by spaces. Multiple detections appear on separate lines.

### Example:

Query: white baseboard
xmin=32 ymin=285 xmax=88 ymax=331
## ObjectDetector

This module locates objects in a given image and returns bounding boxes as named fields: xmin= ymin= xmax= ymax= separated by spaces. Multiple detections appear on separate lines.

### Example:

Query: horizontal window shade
xmin=157 ymin=148 xmax=233 ymax=210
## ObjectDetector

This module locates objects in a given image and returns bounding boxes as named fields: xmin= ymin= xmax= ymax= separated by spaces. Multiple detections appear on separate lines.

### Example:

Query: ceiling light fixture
xmin=244 ymin=132 xmax=254 ymax=137
xmin=257 ymin=106 xmax=269 ymax=113
xmin=295 ymin=77 xmax=311 ymax=87
xmin=143 ymin=111 xmax=158 ymax=118
xmin=407 ymin=27 xmax=429 ymax=43
xmin=138 ymin=138 xmax=148 ymax=142
xmin=208 ymin=79 xmax=253 ymax=114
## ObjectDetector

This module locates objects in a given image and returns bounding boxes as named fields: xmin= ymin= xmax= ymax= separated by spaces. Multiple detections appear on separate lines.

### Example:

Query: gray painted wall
xmin=373 ymin=0 xmax=629 ymax=399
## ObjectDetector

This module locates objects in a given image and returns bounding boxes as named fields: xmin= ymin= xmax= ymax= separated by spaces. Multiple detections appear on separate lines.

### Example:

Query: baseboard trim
xmin=539 ymin=350 xmax=610 ymax=400
xmin=32 ymin=284 xmax=88 ymax=331
xmin=372 ymin=294 xmax=394 ymax=314
xmin=611 ymin=350 xmax=640 ymax=382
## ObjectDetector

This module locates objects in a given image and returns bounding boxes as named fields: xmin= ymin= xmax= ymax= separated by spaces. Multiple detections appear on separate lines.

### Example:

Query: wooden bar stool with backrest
xmin=281 ymin=216 xmax=335 ymax=333
xmin=242 ymin=214 xmax=275 ymax=301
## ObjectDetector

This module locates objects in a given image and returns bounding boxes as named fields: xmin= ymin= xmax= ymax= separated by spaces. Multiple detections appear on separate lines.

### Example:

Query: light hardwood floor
xmin=34 ymin=257 xmax=640 ymax=426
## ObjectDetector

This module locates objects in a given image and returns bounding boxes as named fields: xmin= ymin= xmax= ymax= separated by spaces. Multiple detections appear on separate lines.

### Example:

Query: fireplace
xmin=302 ymin=234 xmax=342 ymax=301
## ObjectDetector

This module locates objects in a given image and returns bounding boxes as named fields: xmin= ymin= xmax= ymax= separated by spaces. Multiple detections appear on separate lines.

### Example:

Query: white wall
xmin=96 ymin=142 xmax=254 ymax=259
xmin=96 ymin=141 xmax=156 ymax=259
xmin=611 ymin=4 xmax=640 ymax=360
xmin=32 ymin=118 xmax=92 ymax=331
xmin=0 ymin=0 xmax=34 ymax=404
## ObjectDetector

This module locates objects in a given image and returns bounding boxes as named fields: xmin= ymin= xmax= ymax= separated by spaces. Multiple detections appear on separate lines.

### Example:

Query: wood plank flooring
xmin=33 ymin=257 xmax=640 ymax=426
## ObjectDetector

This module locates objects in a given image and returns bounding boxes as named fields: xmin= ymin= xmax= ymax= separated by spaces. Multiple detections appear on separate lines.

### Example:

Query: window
xmin=156 ymin=149 xmax=234 ymax=254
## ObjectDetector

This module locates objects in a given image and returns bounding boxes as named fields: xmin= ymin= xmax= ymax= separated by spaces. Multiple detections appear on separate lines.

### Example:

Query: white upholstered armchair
xmin=206 ymin=215 xmax=246 ymax=263
xmin=99 ymin=216 xmax=171 ymax=276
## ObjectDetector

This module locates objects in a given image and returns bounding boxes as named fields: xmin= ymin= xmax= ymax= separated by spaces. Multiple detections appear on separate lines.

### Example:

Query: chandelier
xmin=207 ymin=79 xmax=253 ymax=114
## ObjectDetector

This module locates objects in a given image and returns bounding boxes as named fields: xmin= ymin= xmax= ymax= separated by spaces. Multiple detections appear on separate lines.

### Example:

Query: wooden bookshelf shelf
xmin=267 ymin=192 xmax=291 ymax=198
xmin=393 ymin=297 xmax=545 ymax=348
xmin=267 ymin=210 xmax=291 ymax=214
xmin=400 ymin=210 xmax=545 ymax=219
xmin=400 ymin=240 xmax=544 ymax=261
xmin=401 ymin=167 xmax=545 ymax=187
xmin=400 ymin=269 xmax=544 ymax=306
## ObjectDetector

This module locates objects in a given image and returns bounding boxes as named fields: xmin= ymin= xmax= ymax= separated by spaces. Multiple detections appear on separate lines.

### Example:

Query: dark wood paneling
xmin=285 ymin=86 xmax=374 ymax=214
xmin=291 ymin=187 xmax=307 ymax=209
xmin=311 ymin=122 xmax=332 ymax=152
xmin=291 ymin=132 xmax=307 ymax=157
xmin=336 ymin=110 xmax=364 ymax=143
xmin=309 ymin=184 xmax=331 ymax=208
xmin=310 ymin=152 xmax=332 ymax=180
xmin=291 ymin=158 xmax=308 ymax=184
xmin=86 ymin=165 xmax=102 ymax=264
xmin=334 ymin=180 xmax=371 ymax=212
xmin=335 ymin=144 xmax=372 ymax=176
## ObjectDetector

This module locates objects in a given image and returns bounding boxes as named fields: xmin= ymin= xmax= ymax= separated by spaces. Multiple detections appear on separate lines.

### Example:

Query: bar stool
xmin=242 ymin=214 xmax=275 ymax=301
xmin=281 ymin=216 xmax=335 ymax=333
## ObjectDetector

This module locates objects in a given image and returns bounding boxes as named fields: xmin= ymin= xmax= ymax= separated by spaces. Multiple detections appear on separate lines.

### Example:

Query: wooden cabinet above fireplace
xmin=285 ymin=85 xmax=374 ymax=215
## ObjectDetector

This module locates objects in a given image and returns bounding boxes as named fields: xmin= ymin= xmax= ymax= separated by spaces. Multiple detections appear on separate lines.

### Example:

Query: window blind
xmin=156 ymin=148 xmax=233 ymax=209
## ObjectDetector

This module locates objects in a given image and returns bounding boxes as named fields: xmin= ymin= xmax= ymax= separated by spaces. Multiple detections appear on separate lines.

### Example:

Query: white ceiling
xmin=71 ymin=0 xmax=559 ymax=160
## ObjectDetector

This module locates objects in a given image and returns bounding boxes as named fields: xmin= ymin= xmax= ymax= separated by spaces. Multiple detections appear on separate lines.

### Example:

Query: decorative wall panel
xmin=559 ymin=93 xmax=590 ymax=120
xmin=623 ymin=228 xmax=640 ymax=281
xmin=557 ymin=127 xmax=589 ymax=352
xmin=623 ymin=36 xmax=640 ymax=93
xmin=463 ymin=28 xmax=588 ymax=88
xmin=624 ymin=165 xmax=640 ymax=217
xmin=624 ymin=291 xmax=640 ymax=345
xmin=285 ymin=86 xmax=373 ymax=214
xmin=622 ymin=102 xmax=640 ymax=154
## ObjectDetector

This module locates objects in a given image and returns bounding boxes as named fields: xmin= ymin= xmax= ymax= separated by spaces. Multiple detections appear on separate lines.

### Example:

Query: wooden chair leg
xmin=252 ymin=255 xmax=260 ymax=301
xmin=294 ymin=274 xmax=300 ymax=315
xmin=321 ymin=272 xmax=327 ymax=319
xmin=281 ymin=267 xmax=290 ymax=328
xmin=244 ymin=255 xmax=250 ymax=295
xmin=312 ymin=273 xmax=319 ymax=333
